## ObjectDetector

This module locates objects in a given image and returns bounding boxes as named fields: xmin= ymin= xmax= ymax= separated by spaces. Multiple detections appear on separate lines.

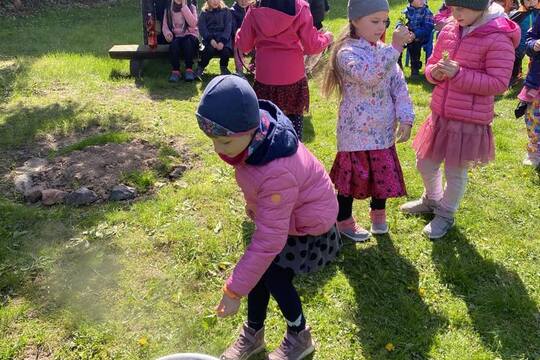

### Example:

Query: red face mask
xmin=218 ymin=148 xmax=248 ymax=165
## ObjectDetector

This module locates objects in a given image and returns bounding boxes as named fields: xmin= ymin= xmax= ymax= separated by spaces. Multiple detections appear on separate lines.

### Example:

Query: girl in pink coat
xmin=235 ymin=0 xmax=333 ymax=140
xmin=196 ymin=75 xmax=340 ymax=360
xmin=401 ymin=0 xmax=520 ymax=239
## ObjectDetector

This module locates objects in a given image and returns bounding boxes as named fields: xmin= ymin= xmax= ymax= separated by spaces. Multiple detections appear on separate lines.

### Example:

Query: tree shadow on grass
xmin=341 ymin=235 xmax=445 ymax=359
xmin=431 ymin=229 xmax=540 ymax=359
xmin=302 ymin=115 xmax=316 ymax=144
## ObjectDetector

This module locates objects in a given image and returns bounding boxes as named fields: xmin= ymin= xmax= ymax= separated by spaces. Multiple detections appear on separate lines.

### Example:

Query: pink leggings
xmin=417 ymin=157 xmax=468 ymax=214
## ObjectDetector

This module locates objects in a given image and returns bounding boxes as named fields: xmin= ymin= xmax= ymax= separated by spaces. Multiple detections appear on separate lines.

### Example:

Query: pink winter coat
xmin=235 ymin=0 xmax=331 ymax=85
xmin=426 ymin=11 xmax=520 ymax=125
xmin=225 ymin=143 xmax=338 ymax=296
xmin=162 ymin=4 xmax=199 ymax=39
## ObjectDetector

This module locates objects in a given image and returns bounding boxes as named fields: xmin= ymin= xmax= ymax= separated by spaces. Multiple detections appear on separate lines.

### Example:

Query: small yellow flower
xmin=418 ymin=288 xmax=426 ymax=297
xmin=442 ymin=50 xmax=450 ymax=61
xmin=385 ymin=342 xmax=395 ymax=352
xmin=138 ymin=337 xmax=149 ymax=347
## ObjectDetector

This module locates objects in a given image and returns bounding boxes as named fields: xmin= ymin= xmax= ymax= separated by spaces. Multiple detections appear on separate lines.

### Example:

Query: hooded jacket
xmin=225 ymin=101 xmax=338 ymax=296
xmin=235 ymin=0 xmax=331 ymax=85
xmin=425 ymin=4 xmax=520 ymax=125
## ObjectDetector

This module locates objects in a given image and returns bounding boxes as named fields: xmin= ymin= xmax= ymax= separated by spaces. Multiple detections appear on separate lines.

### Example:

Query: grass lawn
xmin=1 ymin=0 xmax=539 ymax=359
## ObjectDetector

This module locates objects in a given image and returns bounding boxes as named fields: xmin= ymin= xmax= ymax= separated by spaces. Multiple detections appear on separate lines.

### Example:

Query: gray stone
xmin=41 ymin=189 xmax=67 ymax=206
xmin=109 ymin=184 xmax=137 ymax=201
xmin=14 ymin=173 xmax=33 ymax=194
xmin=21 ymin=157 xmax=48 ymax=172
xmin=168 ymin=164 xmax=188 ymax=179
xmin=65 ymin=187 xmax=98 ymax=206
xmin=24 ymin=187 xmax=43 ymax=203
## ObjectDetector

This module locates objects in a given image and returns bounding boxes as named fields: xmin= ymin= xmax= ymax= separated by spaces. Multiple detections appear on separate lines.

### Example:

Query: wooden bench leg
xmin=130 ymin=59 xmax=144 ymax=78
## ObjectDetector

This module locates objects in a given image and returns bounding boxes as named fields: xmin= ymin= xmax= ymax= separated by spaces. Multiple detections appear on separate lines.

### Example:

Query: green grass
xmin=0 ymin=1 xmax=539 ymax=359
xmin=51 ymin=131 xmax=132 ymax=157
xmin=121 ymin=170 xmax=157 ymax=193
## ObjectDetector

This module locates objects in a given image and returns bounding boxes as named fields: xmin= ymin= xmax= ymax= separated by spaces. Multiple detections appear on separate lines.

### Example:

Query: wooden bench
xmin=109 ymin=44 xmax=169 ymax=77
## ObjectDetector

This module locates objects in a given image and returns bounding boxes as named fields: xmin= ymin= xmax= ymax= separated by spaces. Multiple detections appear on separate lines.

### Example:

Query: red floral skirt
xmin=253 ymin=77 xmax=309 ymax=115
xmin=330 ymin=146 xmax=407 ymax=200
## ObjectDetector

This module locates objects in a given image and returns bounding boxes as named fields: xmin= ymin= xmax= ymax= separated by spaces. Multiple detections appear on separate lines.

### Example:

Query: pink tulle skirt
xmin=413 ymin=114 xmax=495 ymax=168
xmin=330 ymin=146 xmax=407 ymax=200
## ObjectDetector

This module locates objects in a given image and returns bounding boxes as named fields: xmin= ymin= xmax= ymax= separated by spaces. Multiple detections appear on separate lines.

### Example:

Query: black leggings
xmin=199 ymin=45 xmax=232 ymax=69
xmin=248 ymin=262 xmax=305 ymax=332
xmin=169 ymin=35 xmax=199 ymax=70
xmin=337 ymin=194 xmax=386 ymax=222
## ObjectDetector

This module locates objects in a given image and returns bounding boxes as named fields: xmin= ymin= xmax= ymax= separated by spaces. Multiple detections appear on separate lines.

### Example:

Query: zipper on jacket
xmin=441 ymin=31 xmax=463 ymax=118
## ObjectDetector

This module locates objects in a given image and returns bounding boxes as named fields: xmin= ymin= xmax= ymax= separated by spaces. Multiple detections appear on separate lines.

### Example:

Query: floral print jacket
xmin=336 ymin=38 xmax=415 ymax=152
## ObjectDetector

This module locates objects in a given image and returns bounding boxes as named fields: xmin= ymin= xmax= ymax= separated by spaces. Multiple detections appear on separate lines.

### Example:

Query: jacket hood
xmin=245 ymin=100 xmax=299 ymax=166
xmin=247 ymin=0 xmax=307 ymax=37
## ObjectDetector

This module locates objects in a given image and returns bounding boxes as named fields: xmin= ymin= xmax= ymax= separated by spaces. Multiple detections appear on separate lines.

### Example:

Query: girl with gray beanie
xmin=401 ymin=1 xmax=520 ymax=239
xmin=322 ymin=0 xmax=415 ymax=241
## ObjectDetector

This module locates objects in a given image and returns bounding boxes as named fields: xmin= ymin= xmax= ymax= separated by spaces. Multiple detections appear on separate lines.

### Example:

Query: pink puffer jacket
xmin=425 ymin=13 xmax=520 ymax=125
xmin=225 ymin=143 xmax=338 ymax=296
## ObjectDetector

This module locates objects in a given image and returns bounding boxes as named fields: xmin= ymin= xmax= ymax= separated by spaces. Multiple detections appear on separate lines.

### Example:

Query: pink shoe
xmin=370 ymin=209 xmax=389 ymax=235
xmin=337 ymin=217 xmax=370 ymax=242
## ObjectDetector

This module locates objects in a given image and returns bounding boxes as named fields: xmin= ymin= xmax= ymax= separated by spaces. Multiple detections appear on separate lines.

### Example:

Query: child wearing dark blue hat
xmin=196 ymin=75 xmax=341 ymax=360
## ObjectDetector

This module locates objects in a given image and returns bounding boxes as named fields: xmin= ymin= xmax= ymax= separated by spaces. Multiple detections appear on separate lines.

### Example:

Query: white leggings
xmin=416 ymin=157 xmax=468 ymax=214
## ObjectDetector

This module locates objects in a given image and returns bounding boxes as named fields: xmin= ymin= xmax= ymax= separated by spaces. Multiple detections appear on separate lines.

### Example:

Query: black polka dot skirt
xmin=273 ymin=225 xmax=342 ymax=275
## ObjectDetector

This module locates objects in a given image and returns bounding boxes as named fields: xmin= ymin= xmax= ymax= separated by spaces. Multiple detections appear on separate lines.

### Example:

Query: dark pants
xmin=399 ymin=41 xmax=423 ymax=72
xmin=199 ymin=45 xmax=232 ymax=69
xmin=337 ymin=194 xmax=386 ymax=222
xmin=512 ymin=47 xmax=526 ymax=81
xmin=248 ymin=262 xmax=304 ymax=332
xmin=169 ymin=35 xmax=199 ymax=71
xmin=286 ymin=114 xmax=304 ymax=141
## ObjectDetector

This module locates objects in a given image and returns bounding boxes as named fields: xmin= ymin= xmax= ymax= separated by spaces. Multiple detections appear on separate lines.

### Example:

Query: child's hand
xmin=396 ymin=123 xmax=412 ymax=143
xmin=324 ymin=31 xmax=333 ymax=43
xmin=534 ymin=40 xmax=540 ymax=52
xmin=430 ymin=63 xmax=447 ymax=81
xmin=216 ymin=293 xmax=241 ymax=318
xmin=165 ymin=33 xmax=174 ymax=43
xmin=392 ymin=26 xmax=414 ymax=51
xmin=210 ymin=39 xmax=218 ymax=49
xmin=217 ymin=42 xmax=225 ymax=51
xmin=438 ymin=59 xmax=460 ymax=79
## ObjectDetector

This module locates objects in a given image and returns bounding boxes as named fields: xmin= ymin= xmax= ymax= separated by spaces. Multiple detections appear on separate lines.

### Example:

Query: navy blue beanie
xmin=196 ymin=75 xmax=260 ymax=136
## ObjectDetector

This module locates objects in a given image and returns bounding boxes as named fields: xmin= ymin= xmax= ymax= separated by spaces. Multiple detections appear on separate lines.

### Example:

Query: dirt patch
xmin=3 ymin=131 xmax=195 ymax=205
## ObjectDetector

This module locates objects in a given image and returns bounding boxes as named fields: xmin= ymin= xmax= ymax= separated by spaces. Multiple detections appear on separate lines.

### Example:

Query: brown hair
xmin=321 ymin=23 xmax=357 ymax=100
xmin=202 ymin=0 xmax=227 ymax=11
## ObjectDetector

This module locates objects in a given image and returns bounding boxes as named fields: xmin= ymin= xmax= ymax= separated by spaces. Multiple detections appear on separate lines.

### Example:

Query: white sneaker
xmin=523 ymin=153 xmax=540 ymax=167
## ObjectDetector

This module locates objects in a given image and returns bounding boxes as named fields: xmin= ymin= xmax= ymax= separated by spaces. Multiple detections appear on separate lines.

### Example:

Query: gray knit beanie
xmin=347 ymin=0 xmax=389 ymax=21
xmin=445 ymin=0 xmax=490 ymax=10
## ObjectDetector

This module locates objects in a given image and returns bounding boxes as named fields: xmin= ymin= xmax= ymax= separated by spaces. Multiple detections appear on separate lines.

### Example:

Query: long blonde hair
xmin=202 ymin=0 xmax=227 ymax=11
xmin=321 ymin=23 xmax=357 ymax=100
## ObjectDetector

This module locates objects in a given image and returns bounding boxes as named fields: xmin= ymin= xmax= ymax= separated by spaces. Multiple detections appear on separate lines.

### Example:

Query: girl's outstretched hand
xmin=392 ymin=26 xmax=414 ymax=51
xmin=396 ymin=123 xmax=412 ymax=143
xmin=216 ymin=293 xmax=241 ymax=318
xmin=534 ymin=39 xmax=540 ymax=52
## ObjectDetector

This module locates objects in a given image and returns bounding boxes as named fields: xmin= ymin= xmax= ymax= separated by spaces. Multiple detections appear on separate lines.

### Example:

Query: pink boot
xmin=370 ymin=209 xmax=389 ymax=235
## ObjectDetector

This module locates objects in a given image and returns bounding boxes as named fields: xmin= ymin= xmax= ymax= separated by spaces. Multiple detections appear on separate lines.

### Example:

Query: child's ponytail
xmin=321 ymin=23 xmax=356 ymax=100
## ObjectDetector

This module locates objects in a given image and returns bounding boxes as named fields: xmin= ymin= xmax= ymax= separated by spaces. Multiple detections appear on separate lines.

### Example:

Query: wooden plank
xmin=108 ymin=44 xmax=169 ymax=59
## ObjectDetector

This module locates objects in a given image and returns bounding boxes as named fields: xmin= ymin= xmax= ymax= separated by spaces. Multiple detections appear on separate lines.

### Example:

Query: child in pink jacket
xmin=162 ymin=0 xmax=199 ymax=82
xmin=401 ymin=0 xmax=520 ymax=239
xmin=196 ymin=75 xmax=340 ymax=360
xmin=235 ymin=0 xmax=333 ymax=140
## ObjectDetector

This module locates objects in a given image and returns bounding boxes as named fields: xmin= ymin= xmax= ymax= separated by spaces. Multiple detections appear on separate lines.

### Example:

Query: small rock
xmin=41 ymin=189 xmax=67 ymax=206
xmin=21 ymin=157 xmax=48 ymax=172
xmin=109 ymin=184 xmax=137 ymax=201
xmin=65 ymin=187 xmax=98 ymax=206
xmin=24 ymin=187 xmax=43 ymax=203
xmin=168 ymin=164 xmax=188 ymax=179
xmin=14 ymin=173 xmax=33 ymax=194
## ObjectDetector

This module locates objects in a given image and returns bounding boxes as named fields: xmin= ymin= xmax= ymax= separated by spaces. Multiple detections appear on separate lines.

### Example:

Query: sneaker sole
xmin=240 ymin=343 xmax=265 ymax=360
xmin=297 ymin=344 xmax=315 ymax=360
xmin=340 ymin=231 xmax=371 ymax=243
xmin=370 ymin=227 xmax=389 ymax=235
xmin=424 ymin=222 xmax=455 ymax=240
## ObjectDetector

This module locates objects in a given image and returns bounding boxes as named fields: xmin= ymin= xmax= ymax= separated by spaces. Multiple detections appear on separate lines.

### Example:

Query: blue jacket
xmin=525 ymin=14 xmax=540 ymax=89
xmin=510 ymin=8 xmax=539 ymax=52
xmin=230 ymin=2 xmax=247 ymax=34
xmin=403 ymin=5 xmax=434 ymax=44
xmin=198 ymin=7 xmax=233 ymax=49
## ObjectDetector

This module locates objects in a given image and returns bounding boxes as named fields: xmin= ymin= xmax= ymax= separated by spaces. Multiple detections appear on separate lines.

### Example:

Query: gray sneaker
xmin=220 ymin=323 xmax=265 ymax=360
xmin=268 ymin=327 xmax=315 ymax=360
xmin=400 ymin=197 xmax=439 ymax=215
xmin=423 ymin=215 xmax=454 ymax=240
